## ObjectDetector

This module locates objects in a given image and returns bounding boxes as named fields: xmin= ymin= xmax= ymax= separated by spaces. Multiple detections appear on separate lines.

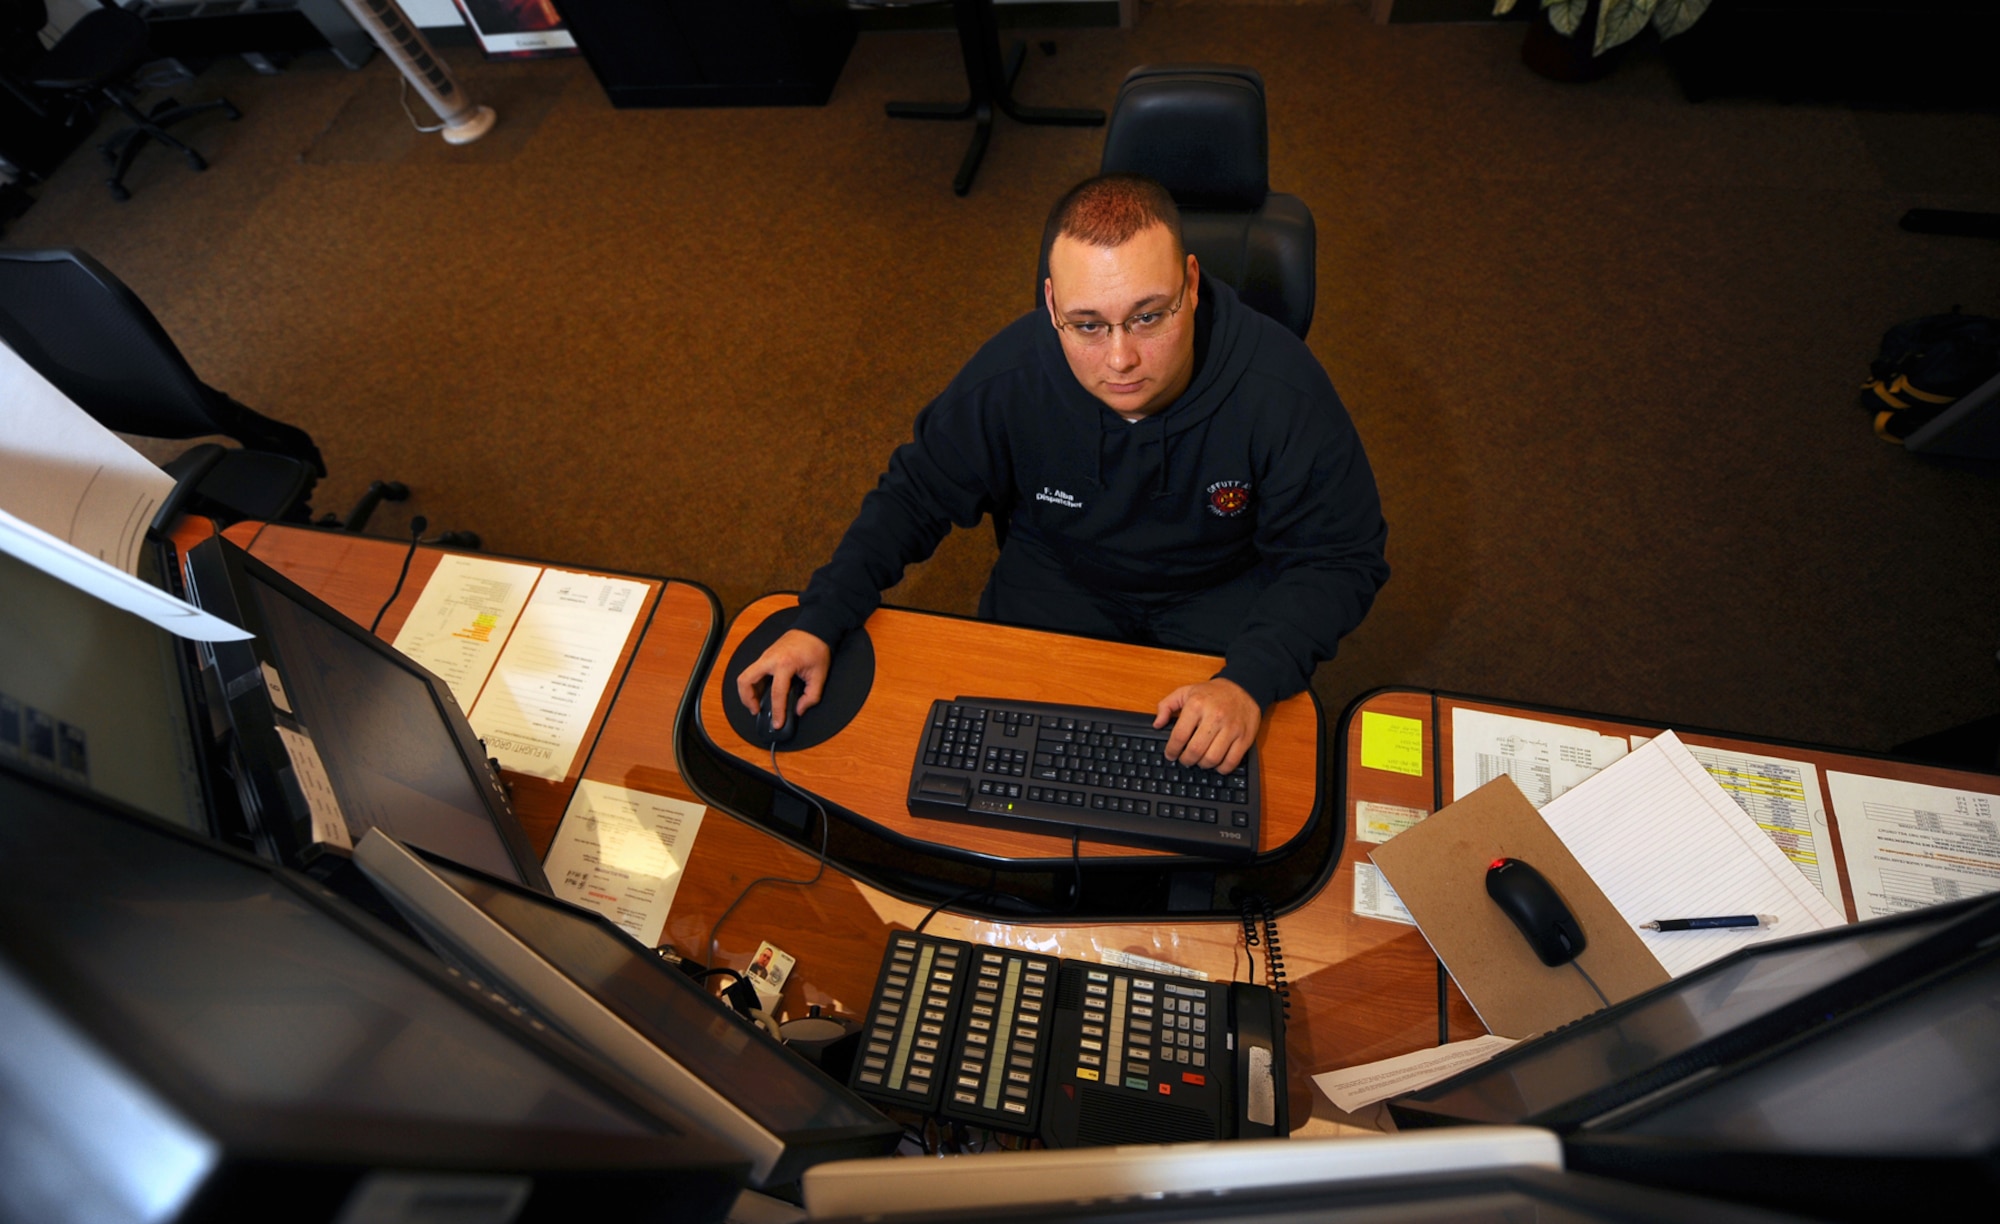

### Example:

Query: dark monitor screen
xmin=185 ymin=537 xmax=545 ymax=889
xmin=424 ymin=854 xmax=892 ymax=1139
xmin=1391 ymin=902 xmax=1981 ymax=1129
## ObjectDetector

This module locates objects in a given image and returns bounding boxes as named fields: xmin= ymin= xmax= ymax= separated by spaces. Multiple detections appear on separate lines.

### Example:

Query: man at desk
xmin=740 ymin=174 xmax=1388 ymax=774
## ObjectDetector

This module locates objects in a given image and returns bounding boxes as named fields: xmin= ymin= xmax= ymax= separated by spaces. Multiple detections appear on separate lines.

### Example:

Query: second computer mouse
xmin=1486 ymin=857 xmax=1588 ymax=967
xmin=754 ymin=675 xmax=808 ymax=747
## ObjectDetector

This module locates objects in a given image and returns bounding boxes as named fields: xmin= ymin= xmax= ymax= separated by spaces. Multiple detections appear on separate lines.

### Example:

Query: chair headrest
xmin=1100 ymin=64 xmax=1269 ymax=211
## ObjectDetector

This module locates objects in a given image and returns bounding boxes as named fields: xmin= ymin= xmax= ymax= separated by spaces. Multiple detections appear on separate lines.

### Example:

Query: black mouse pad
xmin=719 ymin=606 xmax=875 ymax=753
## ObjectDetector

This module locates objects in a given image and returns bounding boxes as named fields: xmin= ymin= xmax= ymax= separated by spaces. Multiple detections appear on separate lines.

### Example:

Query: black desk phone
xmin=850 ymin=932 xmax=1288 ymax=1145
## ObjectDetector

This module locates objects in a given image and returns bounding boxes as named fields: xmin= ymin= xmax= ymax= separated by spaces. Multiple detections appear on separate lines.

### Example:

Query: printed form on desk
xmin=467 ymin=569 xmax=647 ymax=780
xmin=1541 ymin=731 xmax=1847 ymax=977
xmin=1451 ymin=708 xmax=1631 ymax=806
xmin=545 ymin=780 xmax=706 ymax=947
xmin=390 ymin=554 xmax=541 ymax=711
xmin=1826 ymin=773 xmax=2000 ymax=920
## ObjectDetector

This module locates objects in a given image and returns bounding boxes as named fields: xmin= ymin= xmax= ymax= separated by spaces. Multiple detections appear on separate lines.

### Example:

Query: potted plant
xmin=1495 ymin=0 xmax=1714 ymax=82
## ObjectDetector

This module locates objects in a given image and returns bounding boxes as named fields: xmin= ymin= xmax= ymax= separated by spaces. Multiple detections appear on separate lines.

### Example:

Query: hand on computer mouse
xmin=735 ymin=628 xmax=831 ymax=732
xmin=756 ymin=676 xmax=808 ymax=745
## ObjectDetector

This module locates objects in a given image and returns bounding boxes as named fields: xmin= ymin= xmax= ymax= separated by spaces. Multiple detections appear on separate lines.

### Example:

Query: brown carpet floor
xmin=11 ymin=3 xmax=1999 ymax=754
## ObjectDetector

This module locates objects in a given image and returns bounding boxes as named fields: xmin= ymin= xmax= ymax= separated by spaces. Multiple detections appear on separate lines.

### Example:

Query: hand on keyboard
xmin=1155 ymin=678 xmax=1260 ymax=776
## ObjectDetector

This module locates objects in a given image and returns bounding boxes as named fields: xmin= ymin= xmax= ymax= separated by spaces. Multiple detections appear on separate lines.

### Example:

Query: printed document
xmin=391 ymin=554 xmax=540 ymax=711
xmin=1540 ymin=732 xmax=1846 ymax=976
xmin=1353 ymin=862 xmax=1416 ymax=925
xmin=1827 ymin=773 xmax=2000 ymax=920
xmin=0 ymin=507 xmax=250 ymax=642
xmin=468 ymin=569 xmax=646 ymax=780
xmin=1311 ymin=1035 xmax=1518 ymax=1113
xmin=1 ymin=341 xmax=174 ymax=575
xmin=544 ymin=780 xmax=706 ymax=947
xmin=1451 ymin=708 xmax=1629 ymax=805
xmin=1680 ymin=744 xmax=1844 ymax=914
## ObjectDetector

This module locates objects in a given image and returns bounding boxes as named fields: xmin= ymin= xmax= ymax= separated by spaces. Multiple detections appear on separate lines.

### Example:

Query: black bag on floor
xmin=1860 ymin=307 xmax=2000 ymax=443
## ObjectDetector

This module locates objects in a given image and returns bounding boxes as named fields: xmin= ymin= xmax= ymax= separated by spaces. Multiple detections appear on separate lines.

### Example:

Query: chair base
xmin=99 ymin=88 xmax=240 ymax=201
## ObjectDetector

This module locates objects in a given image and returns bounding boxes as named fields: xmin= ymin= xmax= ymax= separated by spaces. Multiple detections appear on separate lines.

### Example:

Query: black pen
xmin=1640 ymin=914 xmax=1778 ymax=931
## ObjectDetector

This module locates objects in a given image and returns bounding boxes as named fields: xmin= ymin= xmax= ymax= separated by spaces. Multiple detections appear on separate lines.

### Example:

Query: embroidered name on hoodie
xmin=1036 ymin=486 xmax=1084 ymax=510
xmin=1206 ymin=480 xmax=1252 ymax=517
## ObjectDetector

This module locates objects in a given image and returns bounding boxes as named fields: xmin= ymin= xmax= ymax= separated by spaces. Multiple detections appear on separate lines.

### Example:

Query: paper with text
xmin=1451 ymin=708 xmax=1630 ymax=805
xmin=1356 ymin=800 xmax=1429 ymax=845
xmin=1827 ymin=773 xmax=2000 ymax=920
xmin=1541 ymin=732 xmax=1846 ymax=976
xmin=0 ymin=507 xmax=251 ymax=642
xmin=1353 ymin=862 xmax=1416 ymax=925
xmin=1684 ymin=744 xmax=1844 ymax=914
xmin=274 ymin=725 xmax=352 ymax=850
xmin=1311 ymin=1035 xmax=1518 ymax=1113
xmin=468 ymin=569 xmax=645 ymax=780
xmin=391 ymin=554 xmax=541 ymax=711
xmin=1360 ymin=711 xmax=1425 ymax=776
xmin=544 ymin=780 xmax=706 ymax=947
xmin=1 ymin=341 xmax=174 ymax=575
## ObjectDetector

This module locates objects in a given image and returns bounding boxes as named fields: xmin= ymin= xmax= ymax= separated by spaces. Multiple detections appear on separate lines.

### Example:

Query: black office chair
xmin=0 ymin=0 xmax=237 ymax=200
xmin=1039 ymin=65 xmax=1317 ymax=341
xmin=0 ymin=247 xmax=412 ymax=534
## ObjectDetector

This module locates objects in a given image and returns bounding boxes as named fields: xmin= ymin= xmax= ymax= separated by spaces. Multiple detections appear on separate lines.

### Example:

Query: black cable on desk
xmin=703 ymin=742 xmax=830 ymax=971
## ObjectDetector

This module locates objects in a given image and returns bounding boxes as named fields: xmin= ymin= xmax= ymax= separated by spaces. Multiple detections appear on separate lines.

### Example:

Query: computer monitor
xmin=0 ymin=761 xmax=746 ymax=1224
xmin=0 ymin=544 xmax=211 ymax=834
xmin=180 ymin=535 xmax=547 ymax=890
xmin=1560 ymin=927 xmax=2000 ymax=1220
xmin=353 ymin=830 xmax=903 ymax=1189
xmin=1388 ymin=894 xmax=2000 ymax=1133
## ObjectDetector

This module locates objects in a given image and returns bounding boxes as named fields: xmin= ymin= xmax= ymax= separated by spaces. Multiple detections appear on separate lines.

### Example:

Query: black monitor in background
xmin=180 ymin=535 xmax=548 ymax=891
xmin=0 ymin=761 xmax=746 ymax=1224
xmin=354 ymin=830 xmax=903 ymax=1190
xmin=0 ymin=544 xmax=212 ymax=835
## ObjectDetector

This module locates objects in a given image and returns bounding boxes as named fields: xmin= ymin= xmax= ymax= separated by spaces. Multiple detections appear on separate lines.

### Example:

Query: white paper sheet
xmin=543 ymin=780 xmax=706 ymax=947
xmin=390 ymin=554 xmax=541 ymax=711
xmin=0 ymin=507 xmax=251 ymax=642
xmin=1683 ymin=745 xmax=1845 ymax=914
xmin=1826 ymin=773 xmax=2000 ymax=920
xmin=467 ymin=569 xmax=645 ymax=780
xmin=1450 ymin=708 xmax=1630 ymax=805
xmin=1354 ymin=861 xmax=1416 ymax=925
xmin=1 ymin=341 xmax=175 ymax=575
xmin=274 ymin=725 xmax=352 ymax=850
xmin=1540 ymin=732 xmax=1847 ymax=977
xmin=1311 ymin=1035 xmax=1519 ymax=1113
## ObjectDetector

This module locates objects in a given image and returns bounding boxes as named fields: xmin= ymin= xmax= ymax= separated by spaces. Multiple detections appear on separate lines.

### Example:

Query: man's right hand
xmin=734 ymin=628 xmax=832 ymax=732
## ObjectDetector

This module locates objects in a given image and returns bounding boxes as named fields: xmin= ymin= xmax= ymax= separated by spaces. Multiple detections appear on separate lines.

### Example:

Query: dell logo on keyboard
xmin=1219 ymin=831 xmax=1243 ymax=840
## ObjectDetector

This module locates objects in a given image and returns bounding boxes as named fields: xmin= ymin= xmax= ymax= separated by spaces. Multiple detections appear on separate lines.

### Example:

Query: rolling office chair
xmin=1039 ymin=65 xmax=1317 ymax=342
xmin=0 ymin=0 xmax=237 ymax=200
xmin=0 ymin=247 xmax=419 ymax=536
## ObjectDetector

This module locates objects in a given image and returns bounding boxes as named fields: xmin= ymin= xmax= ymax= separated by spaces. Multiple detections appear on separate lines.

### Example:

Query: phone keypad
xmin=852 ymin=933 xmax=971 ymax=1112
xmin=939 ymin=947 xmax=1053 ymax=1131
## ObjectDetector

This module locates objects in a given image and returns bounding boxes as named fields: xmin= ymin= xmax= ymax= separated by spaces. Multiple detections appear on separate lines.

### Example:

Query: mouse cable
xmin=1571 ymin=960 xmax=1611 ymax=1010
xmin=703 ymin=742 xmax=831 ymax=973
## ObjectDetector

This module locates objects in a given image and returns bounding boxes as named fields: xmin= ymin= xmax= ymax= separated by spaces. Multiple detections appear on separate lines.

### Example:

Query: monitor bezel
xmin=353 ymin=829 xmax=902 ymax=1188
xmin=0 ymin=758 xmax=749 ymax=1187
xmin=181 ymin=534 xmax=549 ymax=892
xmin=1388 ymin=893 xmax=2000 ymax=1132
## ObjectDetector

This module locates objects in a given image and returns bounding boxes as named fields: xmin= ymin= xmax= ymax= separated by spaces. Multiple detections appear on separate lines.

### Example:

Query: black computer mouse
xmin=754 ymin=675 xmax=807 ymax=747
xmin=1486 ymin=857 xmax=1588 ymax=967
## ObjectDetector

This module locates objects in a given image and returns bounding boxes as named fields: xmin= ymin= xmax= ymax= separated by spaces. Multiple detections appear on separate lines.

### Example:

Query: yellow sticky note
xmin=1360 ymin=712 xmax=1424 ymax=777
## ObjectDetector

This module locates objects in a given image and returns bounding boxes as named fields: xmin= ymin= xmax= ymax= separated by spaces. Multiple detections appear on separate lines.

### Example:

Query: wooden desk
xmin=694 ymin=594 xmax=1325 ymax=864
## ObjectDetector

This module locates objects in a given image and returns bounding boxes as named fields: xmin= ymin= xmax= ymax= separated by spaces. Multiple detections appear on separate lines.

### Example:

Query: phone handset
xmin=1228 ymin=980 xmax=1288 ymax=1138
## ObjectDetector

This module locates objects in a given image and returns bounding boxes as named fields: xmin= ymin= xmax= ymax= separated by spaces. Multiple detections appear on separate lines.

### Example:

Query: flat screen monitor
xmin=0 ymin=761 xmax=745 ymax=1224
xmin=181 ymin=535 xmax=547 ymax=890
xmin=353 ymin=830 xmax=902 ymax=1189
xmin=1388 ymin=895 xmax=2000 ymax=1132
xmin=1562 ymin=942 xmax=2000 ymax=1220
xmin=0 ymin=544 xmax=211 ymax=834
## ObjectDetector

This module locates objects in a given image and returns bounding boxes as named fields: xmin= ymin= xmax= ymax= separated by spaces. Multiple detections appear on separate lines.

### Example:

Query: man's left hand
xmin=1155 ymin=678 xmax=1262 ymax=775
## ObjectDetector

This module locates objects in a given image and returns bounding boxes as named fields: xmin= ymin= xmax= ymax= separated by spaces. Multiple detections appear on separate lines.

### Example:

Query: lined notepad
xmin=1539 ymin=731 xmax=1847 ymax=977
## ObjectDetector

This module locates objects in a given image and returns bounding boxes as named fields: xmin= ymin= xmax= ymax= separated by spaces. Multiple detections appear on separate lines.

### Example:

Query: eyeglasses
xmin=1050 ymin=270 xmax=1190 ymax=347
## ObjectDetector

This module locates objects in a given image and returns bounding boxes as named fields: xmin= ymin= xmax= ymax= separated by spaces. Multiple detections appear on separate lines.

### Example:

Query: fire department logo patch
xmin=1206 ymin=480 xmax=1252 ymax=518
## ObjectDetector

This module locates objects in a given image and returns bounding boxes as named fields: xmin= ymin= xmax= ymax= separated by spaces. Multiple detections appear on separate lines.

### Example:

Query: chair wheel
xmin=188 ymin=152 xmax=208 ymax=172
xmin=377 ymin=481 xmax=411 ymax=501
xmin=108 ymin=181 xmax=130 ymax=201
xmin=224 ymin=103 xmax=242 ymax=121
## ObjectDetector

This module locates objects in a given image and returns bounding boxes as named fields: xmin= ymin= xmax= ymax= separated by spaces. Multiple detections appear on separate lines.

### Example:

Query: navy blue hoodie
xmin=793 ymin=277 xmax=1389 ymax=708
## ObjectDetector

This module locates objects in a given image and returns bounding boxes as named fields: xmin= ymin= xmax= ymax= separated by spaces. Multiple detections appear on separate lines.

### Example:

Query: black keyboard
xmin=905 ymin=697 xmax=1260 ymax=860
